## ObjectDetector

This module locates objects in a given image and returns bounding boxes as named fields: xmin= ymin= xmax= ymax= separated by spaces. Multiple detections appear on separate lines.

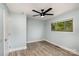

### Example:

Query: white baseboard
xmin=27 ymin=39 xmax=44 ymax=43
xmin=9 ymin=46 xmax=27 ymax=52
xmin=45 ymin=39 xmax=79 ymax=55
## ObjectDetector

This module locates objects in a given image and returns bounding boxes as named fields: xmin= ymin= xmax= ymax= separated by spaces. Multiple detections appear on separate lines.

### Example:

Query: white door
xmin=5 ymin=13 xmax=27 ymax=55
xmin=0 ymin=7 xmax=4 ymax=56
xmin=8 ymin=14 xmax=27 ymax=52
xmin=4 ymin=9 xmax=11 ymax=56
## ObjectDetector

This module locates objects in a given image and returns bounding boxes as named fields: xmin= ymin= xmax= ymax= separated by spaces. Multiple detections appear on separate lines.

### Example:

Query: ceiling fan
xmin=32 ymin=8 xmax=54 ymax=17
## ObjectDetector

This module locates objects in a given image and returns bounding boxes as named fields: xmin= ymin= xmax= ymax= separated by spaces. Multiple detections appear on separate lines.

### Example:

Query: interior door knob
xmin=5 ymin=39 xmax=8 ymax=41
xmin=8 ymin=33 xmax=11 ymax=36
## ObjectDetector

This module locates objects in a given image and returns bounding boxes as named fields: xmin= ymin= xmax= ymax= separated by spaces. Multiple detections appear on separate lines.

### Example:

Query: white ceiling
xmin=6 ymin=3 xmax=79 ymax=20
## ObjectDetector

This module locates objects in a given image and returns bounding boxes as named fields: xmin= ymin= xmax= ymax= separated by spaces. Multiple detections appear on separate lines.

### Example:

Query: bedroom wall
xmin=27 ymin=17 xmax=45 ymax=43
xmin=45 ymin=8 xmax=79 ymax=51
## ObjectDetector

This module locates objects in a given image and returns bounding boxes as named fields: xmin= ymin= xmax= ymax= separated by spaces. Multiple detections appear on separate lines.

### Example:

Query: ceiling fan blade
xmin=45 ymin=14 xmax=54 ymax=15
xmin=32 ymin=10 xmax=41 ymax=13
xmin=33 ymin=14 xmax=39 ymax=17
xmin=43 ymin=8 xmax=52 ymax=14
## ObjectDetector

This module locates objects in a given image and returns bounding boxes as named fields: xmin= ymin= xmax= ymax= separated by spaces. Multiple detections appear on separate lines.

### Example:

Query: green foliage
xmin=51 ymin=19 xmax=73 ymax=32
xmin=55 ymin=22 xmax=64 ymax=31
xmin=51 ymin=23 xmax=55 ymax=31
xmin=65 ymin=20 xmax=73 ymax=32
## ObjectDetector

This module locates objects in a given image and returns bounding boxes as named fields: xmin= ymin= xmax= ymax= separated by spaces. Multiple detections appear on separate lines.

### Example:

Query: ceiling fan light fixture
xmin=41 ymin=16 xmax=44 ymax=18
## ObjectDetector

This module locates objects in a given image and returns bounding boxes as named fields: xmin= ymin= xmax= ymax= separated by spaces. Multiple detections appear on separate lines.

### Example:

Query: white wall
xmin=27 ymin=17 xmax=45 ymax=43
xmin=9 ymin=13 xmax=27 ymax=50
xmin=45 ymin=8 xmax=79 ymax=51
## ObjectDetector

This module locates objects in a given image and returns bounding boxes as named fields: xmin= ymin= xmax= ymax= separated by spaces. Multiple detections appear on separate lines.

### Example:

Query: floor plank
xmin=8 ymin=41 xmax=78 ymax=56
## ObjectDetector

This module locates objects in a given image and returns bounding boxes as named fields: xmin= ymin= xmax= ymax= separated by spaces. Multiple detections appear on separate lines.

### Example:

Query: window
xmin=51 ymin=23 xmax=56 ymax=31
xmin=51 ymin=18 xmax=73 ymax=32
xmin=55 ymin=22 xmax=64 ymax=31
xmin=65 ymin=20 xmax=73 ymax=32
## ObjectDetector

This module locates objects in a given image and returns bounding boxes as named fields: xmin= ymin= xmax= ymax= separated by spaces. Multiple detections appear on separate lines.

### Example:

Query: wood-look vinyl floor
xmin=8 ymin=41 xmax=78 ymax=56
